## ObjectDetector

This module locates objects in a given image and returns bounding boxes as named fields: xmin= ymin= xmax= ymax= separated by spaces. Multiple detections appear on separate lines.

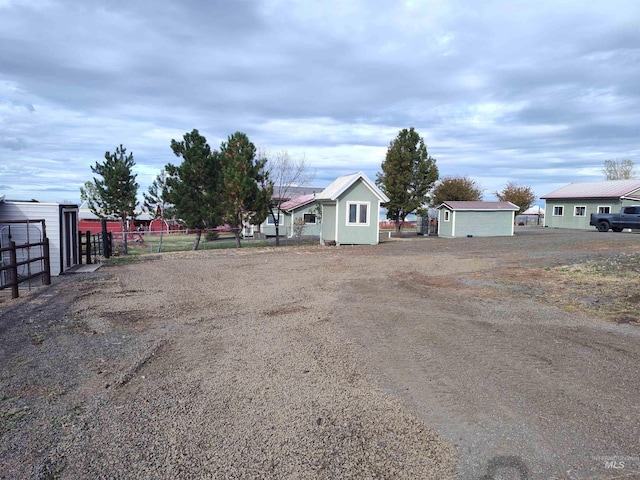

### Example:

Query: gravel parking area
xmin=1 ymin=227 xmax=639 ymax=479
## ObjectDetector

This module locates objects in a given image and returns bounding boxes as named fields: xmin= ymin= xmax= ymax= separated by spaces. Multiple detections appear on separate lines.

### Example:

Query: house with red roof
xmin=541 ymin=179 xmax=640 ymax=230
xmin=260 ymin=192 xmax=321 ymax=238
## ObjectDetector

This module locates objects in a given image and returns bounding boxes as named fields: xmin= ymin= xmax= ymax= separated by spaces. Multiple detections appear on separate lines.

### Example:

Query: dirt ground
xmin=1 ymin=227 xmax=639 ymax=479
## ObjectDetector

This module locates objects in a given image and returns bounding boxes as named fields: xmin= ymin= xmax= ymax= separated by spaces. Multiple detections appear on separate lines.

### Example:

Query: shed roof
xmin=316 ymin=171 xmax=389 ymax=202
xmin=437 ymin=201 xmax=519 ymax=211
xmin=541 ymin=179 xmax=640 ymax=199
xmin=280 ymin=193 xmax=316 ymax=212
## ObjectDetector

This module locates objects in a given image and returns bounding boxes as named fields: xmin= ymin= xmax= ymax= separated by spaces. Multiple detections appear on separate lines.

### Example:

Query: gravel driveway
xmin=1 ymin=227 xmax=639 ymax=479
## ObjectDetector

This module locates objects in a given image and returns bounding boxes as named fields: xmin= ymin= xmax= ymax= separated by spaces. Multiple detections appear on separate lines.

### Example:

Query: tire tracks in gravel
xmin=39 ymin=249 xmax=457 ymax=479
xmin=331 ymin=263 xmax=640 ymax=480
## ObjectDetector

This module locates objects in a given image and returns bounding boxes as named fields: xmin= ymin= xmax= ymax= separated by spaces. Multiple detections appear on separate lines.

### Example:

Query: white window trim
xmin=443 ymin=210 xmax=450 ymax=222
xmin=267 ymin=213 xmax=284 ymax=225
xmin=574 ymin=205 xmax=587 ymax=217
xmin=597 ymin=206 xmax=611 ymax=214
xmin=553 ymin=205 xmax=564 ymax=216
xmin=346 ymin=201 xmax=370 ymax=226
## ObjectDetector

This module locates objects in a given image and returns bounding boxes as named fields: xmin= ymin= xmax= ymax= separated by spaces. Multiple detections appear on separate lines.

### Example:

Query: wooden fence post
xmin=8 ymin=241 xmax=18 ymax=299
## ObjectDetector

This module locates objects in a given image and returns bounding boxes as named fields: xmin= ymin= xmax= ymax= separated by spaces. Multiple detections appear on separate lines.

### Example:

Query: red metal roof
xmin=438 ymin=201 xmax=519 ymax=211
xmin=280 ymin=193 xmax=317 ymax=212
xmin=541 ymin=179 xmax=640 ymax=199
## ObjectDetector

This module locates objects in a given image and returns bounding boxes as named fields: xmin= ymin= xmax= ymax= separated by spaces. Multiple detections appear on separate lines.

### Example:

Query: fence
xmin=0 ymin=238 xmax=51 ymax=299
xmin=79 ymin=230 xmax=113 ymax=264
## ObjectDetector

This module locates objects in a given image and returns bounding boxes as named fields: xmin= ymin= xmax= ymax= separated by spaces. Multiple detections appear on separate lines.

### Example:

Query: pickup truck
xmin=590 ymin=206 xmax=640 ymax=232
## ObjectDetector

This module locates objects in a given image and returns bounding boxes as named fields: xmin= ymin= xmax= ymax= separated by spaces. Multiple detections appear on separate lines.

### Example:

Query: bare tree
xmin=261 ymin=150 xmax=315 ymax=246
xmin=143 ymin=169 xmax=173 ymax=253
xmin=292 ymin=217 xmax=306 ymax=244
xmin=603 ymin=159 xmax=636 ymax=180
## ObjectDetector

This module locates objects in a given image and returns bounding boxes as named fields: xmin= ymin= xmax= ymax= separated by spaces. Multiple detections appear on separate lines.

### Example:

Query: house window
xmin=267 ymin=214 xmax=283 ymax=225
xmin=303 ymin=213 xmax=316 ymax=224
xmin=574 ymin=206 xmax=586 ymax=217
xmin=598 ymin=206 xmax=611 ymax=214
xmin=346 ymin=202 xmax=369 ymax=225
xmin=443 ymin=211 xmax=450 ymax=222
xmin=553 ymin=206 xmax=564 ymax=216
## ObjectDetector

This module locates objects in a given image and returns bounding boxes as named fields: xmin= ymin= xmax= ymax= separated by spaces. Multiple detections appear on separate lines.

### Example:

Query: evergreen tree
xmin=431 ymin=176 xmax=483 ymax=206
xmin=376 ymin=128 xmax=439 ymax=236
xmin=165 ymin=129 xmax=220 ymax=251
xmin=81 ymin=144 xmax=138 ymax=254
xmin=218 ymin=132 xmax=269 ymax=248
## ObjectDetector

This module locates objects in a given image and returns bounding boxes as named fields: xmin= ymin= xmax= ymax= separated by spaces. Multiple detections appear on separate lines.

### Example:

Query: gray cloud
xmin=1 ymin=0 xmax=639 ymax=203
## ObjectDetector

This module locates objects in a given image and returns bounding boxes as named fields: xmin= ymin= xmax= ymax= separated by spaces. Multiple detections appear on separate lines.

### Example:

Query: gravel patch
xmin=1 ymin=227 xmax=639 ymax=479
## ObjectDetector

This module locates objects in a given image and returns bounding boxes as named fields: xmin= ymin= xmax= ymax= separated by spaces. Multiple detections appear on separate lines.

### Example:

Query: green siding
xmin=290 ymin=203 xmax=321 ymax=237
xmin=335 ymin=180 xmax=380 ymax=245
xmin=544 ymin=199 xmax=621 ymax=229
xmin=438 ymin=208 xmax=453 ymax=237
xmin=438 ymin=208 xmax=514 ymax=237
xmin=261 ymin=212 xmax=291 ymax=236
xmin=453 ymin=211 xmax=514 ymax=237
xmin=321 ymin=202 xmax=336 ymax=243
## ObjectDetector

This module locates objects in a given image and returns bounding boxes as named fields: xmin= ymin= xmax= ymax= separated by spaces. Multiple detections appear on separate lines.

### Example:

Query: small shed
xmin=0 ymin=198 xmax=80 ymax=276
xmin=316 ymin=172 xmax=389 ymax=245
xmin=437 ymin=201 xmax=519 ymax=238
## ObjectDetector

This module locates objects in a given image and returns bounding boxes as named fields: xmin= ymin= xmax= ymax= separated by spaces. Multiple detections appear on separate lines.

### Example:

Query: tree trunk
xmin=395 ymin=221 xmax=402 ymax=238
xmin=192 ymin=229 xmax=201 ymax=250
xmin=275 ymin=223 xmax=280 ymax=246
xmin=157 ymin=229 xmax=164 ymax=253
xmin=234 ymin=231 xmax=242 ymax=248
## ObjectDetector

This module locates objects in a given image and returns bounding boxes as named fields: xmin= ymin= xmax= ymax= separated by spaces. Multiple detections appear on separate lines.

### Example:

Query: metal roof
xmin=437 ymin=201 xmax=519 ymax=211
xmin=316 ymin=171 xmax=389 ymax=202
xmin=280 ymin=193 xmax=317 ymax=212
xmin=541 ymin=179 xmax=640 ymax=199
xmin=271 ymin=185 xmax=323 ymax=202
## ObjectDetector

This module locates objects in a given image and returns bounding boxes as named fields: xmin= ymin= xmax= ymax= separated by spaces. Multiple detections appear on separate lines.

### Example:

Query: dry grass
xmin=507 ymin=252 xmax=640 ymax=325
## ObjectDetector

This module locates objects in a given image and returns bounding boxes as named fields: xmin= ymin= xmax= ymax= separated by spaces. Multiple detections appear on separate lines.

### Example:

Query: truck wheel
xmin=612 ymin=227 xmax=623 ymax=232
xmin=597 ymin=221 xmax=610 ymax=232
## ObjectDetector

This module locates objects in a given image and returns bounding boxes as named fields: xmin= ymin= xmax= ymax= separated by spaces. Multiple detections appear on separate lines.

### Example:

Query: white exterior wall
xmin=0 ymin=201 xmax=79 ymax=275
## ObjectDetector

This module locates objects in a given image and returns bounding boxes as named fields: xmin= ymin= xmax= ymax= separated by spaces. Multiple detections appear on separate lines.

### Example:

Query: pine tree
xmin=376 ymin=128 xmax=439 ymax=236
xmin=81 ymin=144 xmax=138 ymax=254
xmin=218 ymin=132 xmax=269 ymax=248
xmin=165 ymin=129 xmax=220 ymax=250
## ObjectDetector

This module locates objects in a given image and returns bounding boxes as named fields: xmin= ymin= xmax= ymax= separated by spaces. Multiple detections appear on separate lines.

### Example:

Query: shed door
xmin=63 ymin=210 xmax=78 ymax=270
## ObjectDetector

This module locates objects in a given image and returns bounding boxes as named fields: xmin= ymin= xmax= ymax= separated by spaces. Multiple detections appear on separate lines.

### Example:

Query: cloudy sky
xmin=1 ymin=0 xmax=639 ymax=205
